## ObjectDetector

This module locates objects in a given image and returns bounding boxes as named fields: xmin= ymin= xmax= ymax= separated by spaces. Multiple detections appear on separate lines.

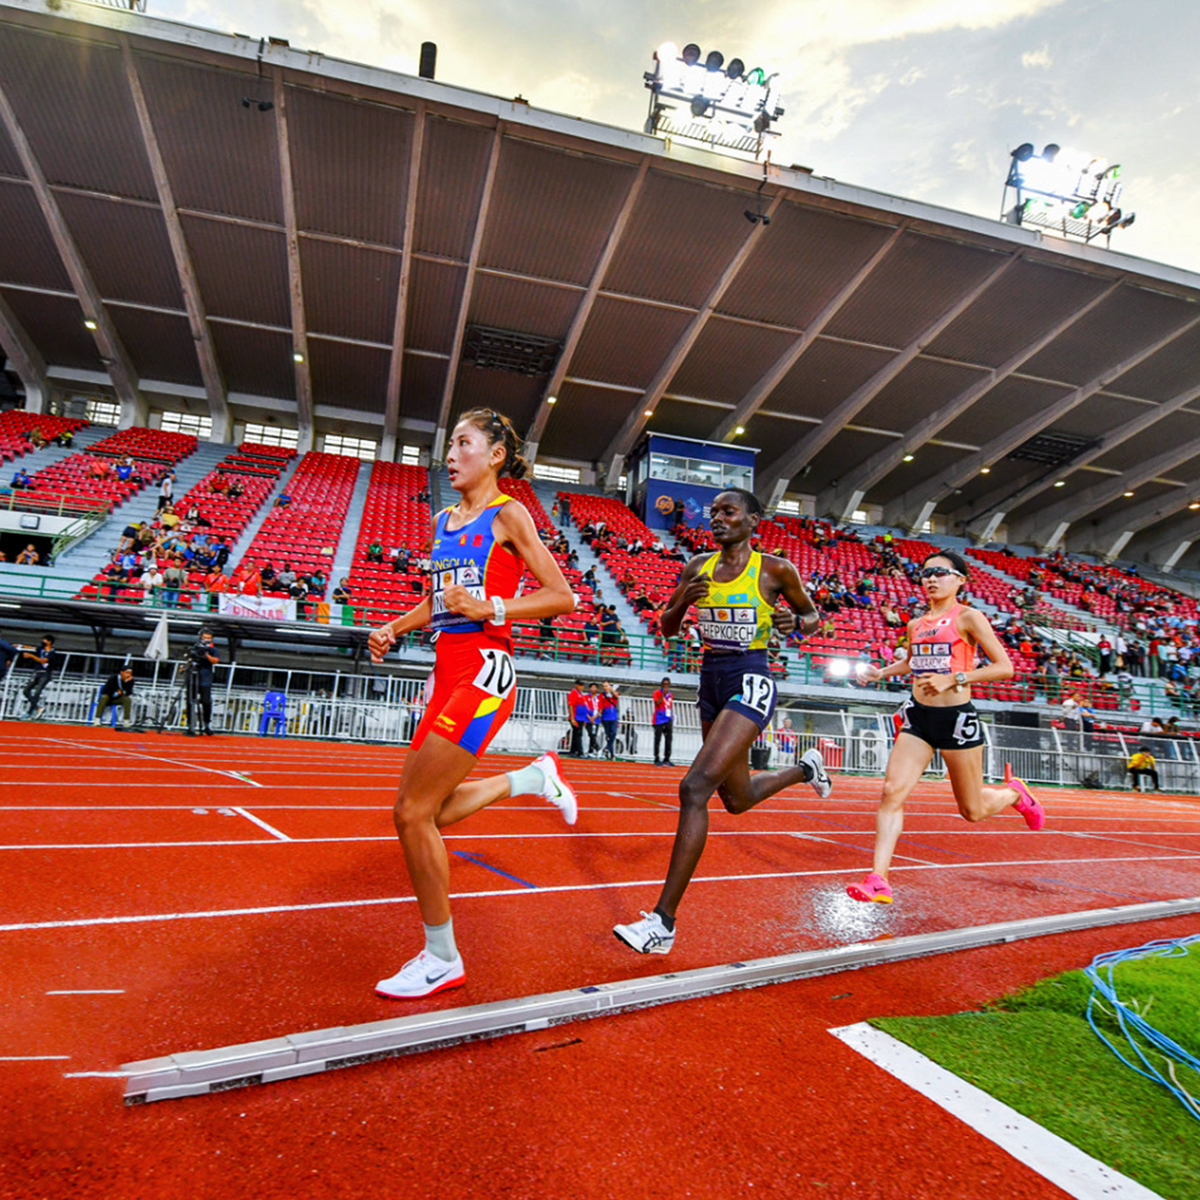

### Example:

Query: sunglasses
xmin=920 ymin=566 xmax=964 ymax=580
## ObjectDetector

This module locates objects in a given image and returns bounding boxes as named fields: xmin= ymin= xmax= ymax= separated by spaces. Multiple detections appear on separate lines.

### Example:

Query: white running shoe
xmin=534 ymin=750 xmax=578 ymax=826
xmin=801 ymin=748 xmax=832 ymax=799
xmin=613 ymin=910 xmax=675 ymax=955
xmin=375 ymin=949 xmax=465 ymax=999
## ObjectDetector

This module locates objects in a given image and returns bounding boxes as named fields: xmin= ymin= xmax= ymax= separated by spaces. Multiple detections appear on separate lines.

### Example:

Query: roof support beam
xmin=273 ymin=73 xmax=314 ymax=453
xmin=1079 ymin=486 xmax=1200 ymax=560
xmin=711 ymin=225 xmax=906 ymax=447
xmin=382 ymin=104 xmax=426 ymax=463
xmin=758 ymin=249 xmax=1016 ymax=512
xmin=954 ymin=322 xmax=1200 ymax=537
xmin=600 ymin=193 xmax=785 ymax=486
xmin=885 ymin=302 xmax=1197 ymax=532
xmin=1136 ymin=525 xmax=1196 ymax=573
xmin=0 ymin=287 xmax=48 ymax=413
xmin=991 ymin=375 xmax=1200 ymax=546
xmin=0 ymin=76 xmax=145 ymax=426
xmin=432 ymin=125 xmax=504 ymax=463
xmin=1027 ymin=437 xmax=1200 ymax=552
xmin=123 ymin=43 xmax=229 ymax=442
xmin=524 ymin=158 xmax=650 ymax=463
xmin=822 ymin=278 xmax=1123 ymax=524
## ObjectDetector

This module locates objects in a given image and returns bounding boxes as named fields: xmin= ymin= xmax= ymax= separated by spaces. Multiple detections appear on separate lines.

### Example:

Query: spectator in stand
xmin=15 ymin=543 xmax=39 ymax=565
xmin=140 ymin=561 xmax=164 ymax=601
xmin=276 ymin=562 xmax=296 ymax=591
xmin=582 ymin=613 xmax=599 ymax=645
xmin=118 ymin=521 xmax=144 ymax=553
xmin=92 ymin=667 xmax=136 ymax=728
xmin=652 ymin=676 xmax=674 ymax=766
xmin=288 ymin=576 xmax=309 ymax=602
xmin=332 ymin=578 xmax=353 ymax=605
xmin=209 ymin=474 xmax=229 ymax=495
xmin=156 ymin=471 xmax=175 ymax=511
xmin=551 ymin=500 xmax=560 ymax=524
xmin=227 ymin=478 xmax=244 ymax=500
xmin=274 ymin=491 xmax=293 ymax=508
xmin=599 ymin=682 xmax=620 ymax=759
xmin=29 ymin=425 xmax=48 ymax=449
xmin=390 ymin=546 xmax=410 ymax=574
xmin=87 ymin=457 xmax=110 ymax=481
xmin=21 ymin=634 xmax=57 ymax=718
xmin=1127 ymin=747 xmax=1160 ymax=791
xmin=1097 ymin=635 xmax=1113 ymax=676
xmin=205 ymin=564 xmax=229 ymax=598
xmin=558 ymin=494 xmax=571 ymax=528
xmin=366 ymin=539 xmax=384 ymax=564
xmin=11 ymin=467 xmax=33 ymax=489
xmin=566 ymin=679 xmax=588 ymax=757
xmin=538 ymin=613 xmax=555 ymax=657
xmin=232 ymin=562 xmax=261 ymax=596
xmin=161 ymin=558 xmax=187 ymax=608
xmin=159 ymin=505 xmax=180 ymax=531
xmin=307 ymin=567 xmax=327 ymax=597
xmin=633 ymin=589 xmax=654 ymax=614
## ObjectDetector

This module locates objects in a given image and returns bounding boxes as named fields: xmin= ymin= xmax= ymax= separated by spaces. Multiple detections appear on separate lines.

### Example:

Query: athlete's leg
xmin=655 ymin=709 xmax=797 ymax=917
xmin=941 ymin=747 xmax=1020 ymax=822
xmin=392 ymin=733 xmax=479 ymax=926
xmin=870 ymin=733 xmax=935 ymax=880
xmin=714 ymin=745 xmax=811 ymax=814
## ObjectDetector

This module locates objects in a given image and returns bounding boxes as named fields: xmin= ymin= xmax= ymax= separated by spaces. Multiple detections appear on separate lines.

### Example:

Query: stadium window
xmin=919 ymin=519 xmax=933 ymax=533
xmin=243 ymin=423 xmax=299 ymax=450
xmin=533 ymin=463 xmax=582 ymax=484
xmin=160 ymin=411 xmax=213 ymax=439
xmin=401 ymin=444 xmax=421 ymax=466
xmin=850 ymin=509 xmax=868 ymax=524
xmin=618 ymin=474 xmax=628 ymax=489
xmin=85 ymin=399 xmax=121 ymax=426
xmin=775 ymin=499 xmax=800 ymax=516
xmin=323 ymin=433 xmax=378 ymax=461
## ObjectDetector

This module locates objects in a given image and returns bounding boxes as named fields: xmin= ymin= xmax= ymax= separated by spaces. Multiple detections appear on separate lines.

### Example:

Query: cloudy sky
xmin=157 ymin=0 xmax=1199 ymax=275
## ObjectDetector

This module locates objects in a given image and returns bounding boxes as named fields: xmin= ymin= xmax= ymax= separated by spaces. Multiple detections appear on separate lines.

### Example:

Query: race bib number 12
xmin=740 ymin=673 xmax=775 ymax=719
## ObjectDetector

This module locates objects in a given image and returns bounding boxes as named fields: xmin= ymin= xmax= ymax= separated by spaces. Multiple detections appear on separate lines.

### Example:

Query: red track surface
xmin=1 ymin=721 xmax=1198 ymax=1198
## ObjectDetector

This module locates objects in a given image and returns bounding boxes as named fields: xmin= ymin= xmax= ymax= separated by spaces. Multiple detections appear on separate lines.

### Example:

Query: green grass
xmin=871 ymin=944 xmax=1200 ymax=1200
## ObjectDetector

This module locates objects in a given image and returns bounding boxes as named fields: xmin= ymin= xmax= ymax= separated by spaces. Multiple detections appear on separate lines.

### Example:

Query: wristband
xmin=490 ymin=596 xmax=507 ymax=625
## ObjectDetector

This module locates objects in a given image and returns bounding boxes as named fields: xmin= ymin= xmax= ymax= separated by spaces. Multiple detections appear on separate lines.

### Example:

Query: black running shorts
xmin=893 ymin=695 xmax=984 ymax=751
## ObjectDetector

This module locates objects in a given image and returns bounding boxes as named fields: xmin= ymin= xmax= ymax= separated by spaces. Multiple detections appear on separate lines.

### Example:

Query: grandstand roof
xmin=2 ymin=0 xmax=1200 ymax=567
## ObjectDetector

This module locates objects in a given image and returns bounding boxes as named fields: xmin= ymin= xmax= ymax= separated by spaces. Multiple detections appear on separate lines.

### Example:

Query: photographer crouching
xmin=185 ymin=629 xmax=220 ymax=736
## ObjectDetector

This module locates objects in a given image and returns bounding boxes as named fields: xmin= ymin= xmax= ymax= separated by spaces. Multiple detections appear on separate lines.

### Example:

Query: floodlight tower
xmin=1002 ymin=142 xmax=1136 ymax=245
xmin=643 ymin=41 xmax=784 ymax=159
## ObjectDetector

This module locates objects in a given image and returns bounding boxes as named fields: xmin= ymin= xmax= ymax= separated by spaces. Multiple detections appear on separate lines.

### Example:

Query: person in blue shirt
xmin=599 ymin=682 xmax=620 ymax=760
xmin=11 ymin=467 xmax=32 ymax=489
xmin=22 ymin=635 xmax=57 ymax=718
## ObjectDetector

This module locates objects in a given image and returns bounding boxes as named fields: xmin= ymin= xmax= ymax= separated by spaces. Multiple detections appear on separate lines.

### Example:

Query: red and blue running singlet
xmin=429 ymin=496 xmax=524 ymax=636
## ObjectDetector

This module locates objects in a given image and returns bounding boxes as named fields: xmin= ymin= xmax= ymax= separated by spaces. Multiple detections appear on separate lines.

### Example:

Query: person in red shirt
xmin=652 ymin=676 xmax=674 ymax=766
xmin=566 ymin=679 xmax=587 ymax=757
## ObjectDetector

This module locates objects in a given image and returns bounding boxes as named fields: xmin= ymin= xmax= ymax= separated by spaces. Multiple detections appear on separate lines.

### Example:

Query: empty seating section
xmin=224 ymin=442 xmax=298 ymax=477
xmin=345 ymin=462 xmax=431 ymax=624
xmin=236 ymin=452 xmax=359 ymax=593
xmin=0 ymin=411 xmax=86 ymax=464
xmin=89 ymin=427 xmax=198 ymax=465
xmin=172 ymin=460 xmax=279 ymax=546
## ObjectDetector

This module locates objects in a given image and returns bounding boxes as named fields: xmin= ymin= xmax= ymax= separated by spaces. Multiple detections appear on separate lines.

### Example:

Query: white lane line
xmin=1 ymin=857 xmax=1198 ymax=934
xmin=34 ymin=738 xmax=264 ymax=788
xmin=230 ymin=808 xmax=290 ymax=841
xmin=63 ymin=1071 xmax=129 ymax=1078
xmin=1063 ymin=829 xmax=1200 ymax=855
xmin=0 ymin=1055 xmax=70 ymax=1061
xmin=45 ymin=989 xmax=124 ymax=995
xmin=829 ymin=1023 xmax=1165 ymax=1200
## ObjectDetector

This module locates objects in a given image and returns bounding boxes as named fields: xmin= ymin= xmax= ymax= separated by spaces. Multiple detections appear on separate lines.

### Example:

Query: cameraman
xmin=186 ymin=630 xmax=219 ymax=736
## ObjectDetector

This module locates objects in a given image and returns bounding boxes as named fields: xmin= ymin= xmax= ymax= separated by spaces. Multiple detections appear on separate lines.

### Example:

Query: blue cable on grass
xmin=1084 ymin=934 xmax=1200 ymax=1122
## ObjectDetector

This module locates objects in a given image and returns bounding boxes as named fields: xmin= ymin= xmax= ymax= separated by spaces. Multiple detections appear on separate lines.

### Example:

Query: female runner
xmin=614 ymin=488 xmax=832 ymax=955
xmin=368 ymin=409 xmax=578 ymax=998
xmin=847 ymin=549 xmax=1045 ymax=904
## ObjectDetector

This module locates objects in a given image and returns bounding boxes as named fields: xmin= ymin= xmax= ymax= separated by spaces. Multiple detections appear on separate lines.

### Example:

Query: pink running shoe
xmin=1005 ymin=762 xmax=1046 ymax=831
xmin=846 ymin=872 xmax=893 ymax=904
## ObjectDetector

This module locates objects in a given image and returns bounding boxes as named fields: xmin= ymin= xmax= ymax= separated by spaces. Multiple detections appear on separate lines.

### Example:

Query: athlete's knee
xmin=679 ymin=773 xmax=715 ymax=811
xmin=879 ymin=778 xmax=908 ymax=811
xmin=392 ymin=790 xmax=435 ymax=835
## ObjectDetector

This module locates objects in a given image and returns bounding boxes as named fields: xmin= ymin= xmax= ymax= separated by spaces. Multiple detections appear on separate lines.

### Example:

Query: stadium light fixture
xmin=84 ymin=319 xmax=97 ymax=330
xmin=293 ymin=353 xmax=305 ymax=363
xmin=1054 ymin=480 xmax=1066 ymax=487
xmin=1124 ymin=491 xmax=1135 ymax=497
xmin=735 ymin=426 xmax=745 ymax=435
xmin=1001 ymin=141 xmax=1136 ymax=244
xmin=643 ymin=409 xmax=654 ymax=417
xmin=1189 ymin=502 xmax=1200 ymax=510
xmin=903 ymin=454 xmax=914 ymax=462
xmin=644 ymin=39 xmax=784 ymax=159
xmin=980 ymin=467 xmax=991 ymax=474
xmin=546 ymin=396 xmax=556 ymax=405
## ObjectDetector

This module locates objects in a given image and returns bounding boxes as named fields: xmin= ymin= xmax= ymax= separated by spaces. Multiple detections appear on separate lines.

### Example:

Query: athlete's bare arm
xmin=441 ymin=500 xmax=575 ymax=624
xmin=861 ymin=619 xmax=915 ymax=684
xmin=659 ymin=554 xmax=712 ymax=641
xmin=761 ymin=555 xmax=819 ymax=636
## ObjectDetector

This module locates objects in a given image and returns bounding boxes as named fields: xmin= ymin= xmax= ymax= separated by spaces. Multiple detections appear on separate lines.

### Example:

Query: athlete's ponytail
xmin=459 ymin=407 xmax=529 ymax=480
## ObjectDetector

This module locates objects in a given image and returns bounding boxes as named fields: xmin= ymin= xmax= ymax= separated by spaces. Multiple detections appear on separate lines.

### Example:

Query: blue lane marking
xmin=451 ymin=850 xmax=537 ymax=889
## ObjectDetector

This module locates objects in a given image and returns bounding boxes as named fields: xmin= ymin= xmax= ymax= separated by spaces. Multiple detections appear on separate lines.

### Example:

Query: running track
xmin=1 ymin=721 xmax=1197 ymax=1199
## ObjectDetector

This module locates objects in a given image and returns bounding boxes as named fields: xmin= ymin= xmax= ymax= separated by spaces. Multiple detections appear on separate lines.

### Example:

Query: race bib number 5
xmin=739 ymin=673 xmax=776 ymax=719
xmin=474 ymin=648 xmax=516 ymax=698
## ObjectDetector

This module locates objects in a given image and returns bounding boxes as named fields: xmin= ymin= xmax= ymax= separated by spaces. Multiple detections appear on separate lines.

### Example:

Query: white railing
xmin=3 ymin=650 xmax=1196 ymax=793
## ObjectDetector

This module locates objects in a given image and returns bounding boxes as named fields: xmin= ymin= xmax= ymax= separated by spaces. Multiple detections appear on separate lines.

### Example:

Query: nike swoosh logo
xmin=425 ymin=968 xmax=453 ymax=984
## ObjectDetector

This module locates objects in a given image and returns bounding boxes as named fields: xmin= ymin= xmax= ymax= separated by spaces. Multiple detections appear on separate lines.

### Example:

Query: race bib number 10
xmin=739 ymin=673 xmax=775 ymax=719
xmin=474 ymin=648 xmax=516 ymax=698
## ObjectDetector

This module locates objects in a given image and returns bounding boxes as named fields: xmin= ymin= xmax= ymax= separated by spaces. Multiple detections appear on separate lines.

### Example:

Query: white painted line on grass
xmin=230 ymin=808 xmax=290 ymax=841
xmin=829 ymin=1022 xmax=1165 ymax=1200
